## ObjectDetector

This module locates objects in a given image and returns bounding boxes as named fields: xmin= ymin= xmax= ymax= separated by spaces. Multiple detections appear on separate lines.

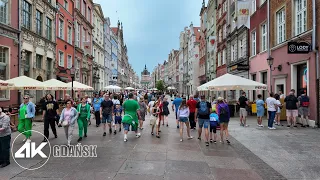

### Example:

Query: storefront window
xmin=297 ymin=64 xmax=307 ymax=96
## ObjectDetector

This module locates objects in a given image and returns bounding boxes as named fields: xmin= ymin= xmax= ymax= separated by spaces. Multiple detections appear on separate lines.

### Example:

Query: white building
xmin=21 ymin=0 xmax=57 ymax=103
xmin=110 ymin=25 xmax=118 ymax=85
xmin=188 ymin=23 xmax=201 ymax=95
xmin=92 ymin=4 xmax=105 ymax=90
xmin=104 ymin=17 xmax=112 ymax=87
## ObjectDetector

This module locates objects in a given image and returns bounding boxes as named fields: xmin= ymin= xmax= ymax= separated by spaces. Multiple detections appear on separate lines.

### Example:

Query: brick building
xmin=0 ymin=0 xmax=20 ymax=107
xmin=216 ymin=0 xmax=228 ymax=78
xmin=198 ymin=0 xmax=207 ymax=85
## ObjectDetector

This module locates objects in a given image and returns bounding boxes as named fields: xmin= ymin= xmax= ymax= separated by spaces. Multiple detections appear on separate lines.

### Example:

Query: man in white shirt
xmin=265 ymin=92 xmax=279 ymax=130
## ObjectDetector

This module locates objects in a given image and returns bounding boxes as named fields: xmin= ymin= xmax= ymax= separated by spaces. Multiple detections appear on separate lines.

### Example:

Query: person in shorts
xmin=122 ymin=93 xmax=141 ymax=142
xmin=238 ymin=92 xmax=248 ymax=127
xmin=113 ymin=104 xmax=122 ymax=134
xmin=172 ymin=94 xmax=183 ymax=129
xmin=284 ymin=90 xmax=299 ymax=127
xmin=100 ymin=94 xmax=114 ymax=136
xmin=177 ymin=100 xmax=193 ymax=142
xmin=298 ymin=90 xmax=310 ymax=127
xmin=217 ymin=97 xmax=231 ymax=144
xmin=209 ymin=107 xmax=219 ymax=143
xmin=195 ymin=95 xmax=212 ymax=146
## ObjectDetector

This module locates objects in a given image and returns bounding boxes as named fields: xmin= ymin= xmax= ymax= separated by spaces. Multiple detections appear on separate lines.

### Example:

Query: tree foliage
xmin=156 ymin=80 xmax=165 ymax=91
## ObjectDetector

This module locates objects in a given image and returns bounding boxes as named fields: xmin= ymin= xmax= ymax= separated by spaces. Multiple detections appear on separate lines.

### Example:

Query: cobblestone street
xmin=1 ymin=105 xmax=320 ymax=180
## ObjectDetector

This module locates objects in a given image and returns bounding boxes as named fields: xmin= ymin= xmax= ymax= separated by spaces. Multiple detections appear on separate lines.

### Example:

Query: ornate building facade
xmin=20 ymin=0 xmax=57 ymax=103
xmin=103 ymin=17 xmax=111 ymax=87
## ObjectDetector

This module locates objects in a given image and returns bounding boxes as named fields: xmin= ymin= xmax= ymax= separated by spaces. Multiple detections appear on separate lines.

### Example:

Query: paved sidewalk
xmin=1 ymin=110 xmax=319 ymax=180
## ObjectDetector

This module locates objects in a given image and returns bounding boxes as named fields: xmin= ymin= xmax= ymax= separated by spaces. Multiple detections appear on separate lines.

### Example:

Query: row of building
xmin=151 ymin=0 xmax=320 ymax=124
xmin=0 ymin=0 xmax=139 ymax=107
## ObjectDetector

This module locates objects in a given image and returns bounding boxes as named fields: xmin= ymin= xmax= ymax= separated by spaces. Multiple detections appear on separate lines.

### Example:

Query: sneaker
xmin=119 ymin=127 xmax=122 ymax=132
xmin=124 ymin=138 xmax=128 ymax=142
xmin=54 ymin=134 xmax=58 ymax=138
xmin=109 ymin=128 xmax=112 ymax=134
xmin=205 ymin=142 xmax=209 ymax=146
xmin=287 ymin=125 xmax=291 ymax=128
xmin=210 ymin=139 xmax=213 ymax=143
xmin=166 ymin=124 xmax=169 ymax=127
xmin=244 ymin=124 xmax=249 ymax=127
xmin=240 ymin=123 xmax=244 ymax=126
xmin=220 ymin=140 xmax=224 ymax=144
xmin=26 ymin=139 xmax=31 ymax=143
xmin=103 ymin=132 xmax=106 ymax=136
xmin=77 ymin=137 xmax=82 ymax=142
xmin=226 ymin=139 xmax=230 ymax=144
xmin=293 ymin=125 xmax=298 ymax=128
xmin=180 ymin=139 xmax=183 ymax=142
xmin=114 ymin=130 xmax=117 ymax=135
xmin=188 ymin=136 xmax=193 ymax=140
xmin=177 ymin=125 xmax=179 ymax=129
xmin=198 ymin=137 xmax=201 ymax=141
xmin=213 ymin=140 xmax=217 ymax=144
xmin=257 ymin=124 xmax=260 ymax=127
xmin=301 ymin=125 xmax=306 ymax=128
xmin=269 ymin=127 xmax=276 ymax=130
xmin=84 ymin=134 xmax=87 ymax=137
xmin=151 ymin=132 xmax=154 ymax=135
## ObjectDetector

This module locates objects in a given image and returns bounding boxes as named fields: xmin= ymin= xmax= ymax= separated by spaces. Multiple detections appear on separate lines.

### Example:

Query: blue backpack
xmin=198 ymin=101 xmax=209 ymax=115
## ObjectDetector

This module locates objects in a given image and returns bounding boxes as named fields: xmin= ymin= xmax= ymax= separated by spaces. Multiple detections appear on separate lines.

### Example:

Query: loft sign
xmin=288 ymin=41 xmax=311 ymax=54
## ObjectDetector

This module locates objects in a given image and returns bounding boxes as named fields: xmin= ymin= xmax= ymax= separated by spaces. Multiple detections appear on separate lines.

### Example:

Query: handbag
xmin=62 ymin=120 xmax=69 ymax=127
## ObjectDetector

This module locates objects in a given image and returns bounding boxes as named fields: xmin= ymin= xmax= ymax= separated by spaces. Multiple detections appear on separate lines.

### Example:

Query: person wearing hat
xmin=209 ymin=106 xmax=219 ymax=143
xmin=216 ymin=97 xmax=230 ymax=144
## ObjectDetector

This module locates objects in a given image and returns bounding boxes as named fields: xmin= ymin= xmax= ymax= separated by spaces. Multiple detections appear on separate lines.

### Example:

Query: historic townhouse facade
xmin=187 ymin=23 xmax=200 ymax=95
xmin=21 ymin=0 xmax=56 ymax=103
xmin=74 ymin=0 xmax=93 ymax=86
xmin=216 ymin=0 xmax=228 ymax=78
xmin=56 ymin=0 xmax=74 ymax=100
xmin=206 ymin=0 xmax=217 ymax=81
xmin=92 ymin=4 xmax=104 ymax=90
xmin=249 ymin=0 xmax=269 ymax=101
xmin=103 ymin=17 xmax=111 ymax=87
xmin=110 ymin=26 xmax=118 ymax=85
xmin=269 ymin=0 xmax=316 ymax=123
xmin=226 ymin=0 xmax=250 ymax=101
xmin=198 ymin=1 xmax=207 ymax=85
xmin=0 ymin=0 xmax=20 ymax=106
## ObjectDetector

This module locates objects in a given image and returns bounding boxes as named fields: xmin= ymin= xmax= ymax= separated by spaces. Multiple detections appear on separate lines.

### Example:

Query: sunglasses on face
xmin=24 ymin=98 xmax=29 ymax=100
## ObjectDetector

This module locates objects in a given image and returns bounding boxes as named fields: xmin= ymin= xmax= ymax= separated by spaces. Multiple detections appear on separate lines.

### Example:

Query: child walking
xmin=209 ymin=107 xmax=219 ymax=143
xmin=114 ymin=104 xmax=122 ymax=134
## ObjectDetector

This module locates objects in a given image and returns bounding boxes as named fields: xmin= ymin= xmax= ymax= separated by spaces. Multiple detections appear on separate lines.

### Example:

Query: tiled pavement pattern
xmin=1 ymin=101 xmax=319 ymax=180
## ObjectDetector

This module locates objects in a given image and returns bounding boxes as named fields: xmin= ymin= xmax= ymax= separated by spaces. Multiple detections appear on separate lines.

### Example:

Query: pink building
xmin=0 ymin=0 xmax=20 ymax=107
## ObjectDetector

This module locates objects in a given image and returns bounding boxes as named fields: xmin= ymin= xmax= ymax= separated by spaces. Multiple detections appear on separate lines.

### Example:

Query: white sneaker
xmin=260 ymin=124 xmax=264 ymax=127
xmin=257 ymin=124 xmax=260 ymax=127
xmin=124 ymin=138 xmax=128 ymax=142
xmin=269 ymin=127 xmax=276 ymax=130
xmin=26 ymin=139 xmax=31 ymax=143
xmin=23 ymin=138 xmax=26 ymax=142
xmin=136 ymin=133 xmax=141 ymax=138
xmin=180 ymin=139 xmax=183 ymax=142
xmin=188 ymin=136 xmax=193 ymax=140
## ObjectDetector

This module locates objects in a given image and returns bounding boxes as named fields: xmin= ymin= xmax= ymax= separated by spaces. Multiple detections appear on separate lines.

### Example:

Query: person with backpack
xmin=209 ymin=106 xmax=219 ymax=143
xmin=195 ymin=95 xmax=212 ymax=146
xmin=298 ymin=90 xmax=310 ymax=127
xmin=216 ymin=97 xmax=230 ymax=144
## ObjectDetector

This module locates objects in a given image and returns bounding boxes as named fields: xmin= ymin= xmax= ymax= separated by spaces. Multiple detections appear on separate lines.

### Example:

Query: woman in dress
xmin=162 ymin=97 xmax=170 ymax=127
xmin=216 ymin=97 xmax=231 ymax=144
xmin=138 ymin=98 xmax=147 ymax=130
xmin=58 ymin=99 xmax=79 ymax=146
xmin=256 ymin=94 xmax=265 ymax=127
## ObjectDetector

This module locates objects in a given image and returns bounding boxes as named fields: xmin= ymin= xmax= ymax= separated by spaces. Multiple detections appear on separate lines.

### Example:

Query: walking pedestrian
xmin=76 ymin=97 xmax=91 ymax=142
xmin=113 ymin=104 xmax=123 ymax=134
xmin=217 ymin=97 xmax=230 ymax=144
xmin=187 ymin=95 xmax=197 ymax=130
xmin=93 ymin=93 xmax=103 ymax=127
xmin=162 ymin=97 xmax=170 ymax=127
xmin=266 ymin=93 xmax=279 ymax=130
xmin=100 ymin=94 xmax=114 ymax=136
xmin=237 ymin=92 xmax=249 ymax=127
xmin=195 ymin=95 xmax=212 ymax=146
xmin=172 ymin=94 xmax=183 ymax=129
xmin=255 ymin=94 xmax=265 ymax=127
xmin=42 ymin=94 xmax=59 ymax=142
xmin=18 ymin=95 xmax=36 ymax=143
xmin=177 ymin=100 xmax=193 ymax=142
xmin=284 ymin=90 xmax=299 ymax=127
xmin=150 ymin=101 xmax=159 ymax=136
xmin=0 ymin=107 xmax=11 ymax=168
xmin=209 ymin=106 xmax=219 ymax=143
xmin=274 ymin=94 xmax=283 ymax=126
xmin=58 ymin=99 xmax=79 ymax=146
xmin=122 ymin=93 xmax=141 ymax=142
xmin=138 ymin=98 xmax=147 ymax=130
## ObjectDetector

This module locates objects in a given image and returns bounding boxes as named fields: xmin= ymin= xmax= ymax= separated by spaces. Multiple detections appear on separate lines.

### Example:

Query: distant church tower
xmin=141 ymin=65 xmax=151 ymax=89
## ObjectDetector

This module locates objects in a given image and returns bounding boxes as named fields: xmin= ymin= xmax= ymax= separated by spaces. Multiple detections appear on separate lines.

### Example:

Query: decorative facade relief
xmin=22 ymin=32 xmax=35 ymax=43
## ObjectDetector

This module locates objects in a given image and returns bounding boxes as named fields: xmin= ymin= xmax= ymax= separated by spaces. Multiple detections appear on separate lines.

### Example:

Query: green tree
xmin=156 ymin=80 xmax=165 ymax=91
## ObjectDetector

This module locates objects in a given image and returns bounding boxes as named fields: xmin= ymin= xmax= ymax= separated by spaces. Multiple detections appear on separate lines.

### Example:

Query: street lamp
xmin=267 ymin=56 xmax=274 ymax=93
xmin=70 ymin=66 xmax=75 ymax=99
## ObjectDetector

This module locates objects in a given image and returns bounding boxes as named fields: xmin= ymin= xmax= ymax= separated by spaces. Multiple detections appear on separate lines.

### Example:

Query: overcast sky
xmin=93 ymin=0 xmax=207 ymax=75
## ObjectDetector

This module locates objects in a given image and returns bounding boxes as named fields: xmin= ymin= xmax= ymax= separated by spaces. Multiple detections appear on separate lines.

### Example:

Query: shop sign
xmin=237 ymin=65 xmax=249 ymax=70
xmin=231 ymin=65 xmax=238 ymax=71
xmin=288 ymin=41 xmax=311 ymax=54
xmin=255 ymin=86 xmax=267 ymax=90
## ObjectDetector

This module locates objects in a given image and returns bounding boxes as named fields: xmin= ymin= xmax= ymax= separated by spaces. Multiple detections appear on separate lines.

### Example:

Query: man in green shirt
xmin=18 ymin=95 xmax=35 ymax=143
xmin=122 ymin=93 xmax=141 ymax=142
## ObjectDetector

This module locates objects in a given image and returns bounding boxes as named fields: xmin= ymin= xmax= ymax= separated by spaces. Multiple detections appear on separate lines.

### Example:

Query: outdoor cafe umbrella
xmin=5 ymin=76 xmax=45 ymax=90
xmin=0 ymin=79 xmax=14 ymax=90
xmin=104 ymin=85 xmax=121 ymax=90
xmin=67 ymin=81 xmax=94 ymax=90
xmin=42 ymin=79 xmax=71 ymax=90
xmin=124 ymin=87 xmax=134 ymax=90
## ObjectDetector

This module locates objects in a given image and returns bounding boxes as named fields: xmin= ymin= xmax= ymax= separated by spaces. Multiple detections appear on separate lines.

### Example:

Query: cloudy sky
xmin=93 ymin=0 xmax=206 ymax=76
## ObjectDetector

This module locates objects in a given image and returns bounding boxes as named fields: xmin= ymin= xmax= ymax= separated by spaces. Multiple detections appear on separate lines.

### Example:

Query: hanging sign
xmin=287 ymin=41 xmax=312 ymax=54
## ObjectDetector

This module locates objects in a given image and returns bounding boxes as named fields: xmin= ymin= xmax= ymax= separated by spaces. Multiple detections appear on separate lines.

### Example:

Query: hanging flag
xmin=209 ymin=36 xmax=216 ymax=52
xmin=83 ymin=41 xmax=91 ymax=55
xmin=237 ymin=0 xmax=251 ymax=29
